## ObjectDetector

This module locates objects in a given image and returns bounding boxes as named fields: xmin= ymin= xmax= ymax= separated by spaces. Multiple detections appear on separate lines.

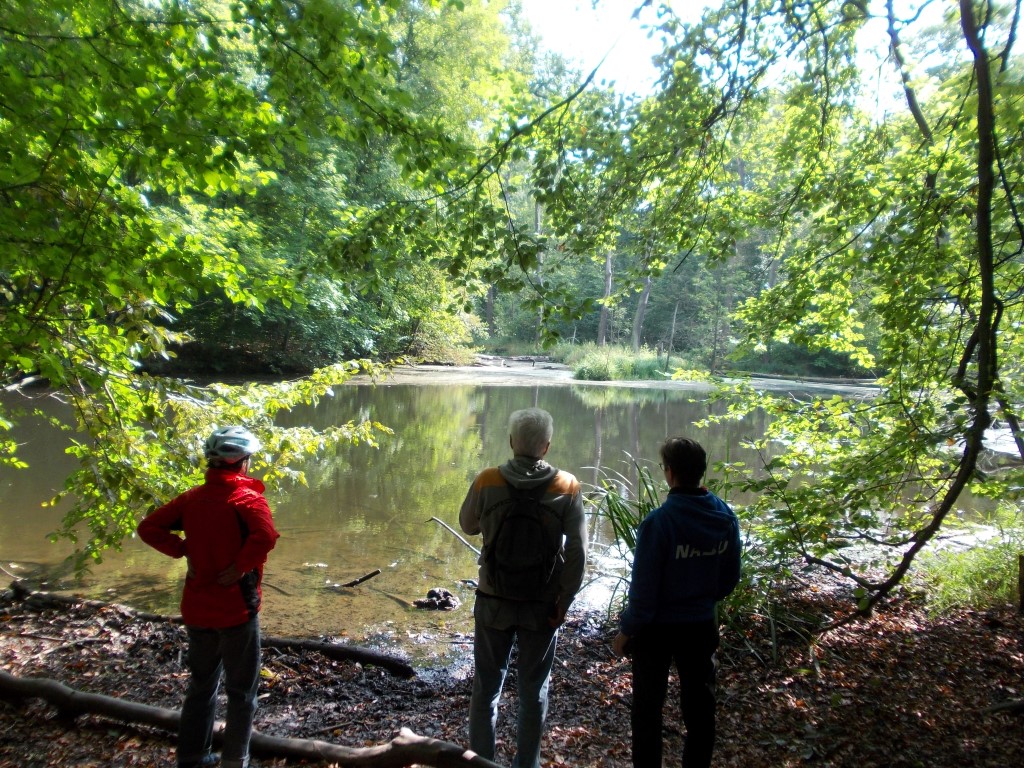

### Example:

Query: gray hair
xmin=509 ymin=408 xmax=554 ymax=457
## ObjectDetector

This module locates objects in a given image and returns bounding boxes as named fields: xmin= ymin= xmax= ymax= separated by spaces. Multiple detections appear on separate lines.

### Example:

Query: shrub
xmin=563 ymin=343 xmax=675 ymax=381
xmin=913 ymin=505 xmax=1024 ymax=615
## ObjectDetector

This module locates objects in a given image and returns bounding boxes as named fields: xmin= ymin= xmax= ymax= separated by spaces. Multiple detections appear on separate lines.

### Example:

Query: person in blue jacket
xmin=612 ymin=437 xmax=742 ymax=768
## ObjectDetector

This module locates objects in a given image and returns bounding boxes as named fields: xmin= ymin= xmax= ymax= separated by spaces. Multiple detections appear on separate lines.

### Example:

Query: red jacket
xmin=138 ymin=468 xmax=280 ymax=628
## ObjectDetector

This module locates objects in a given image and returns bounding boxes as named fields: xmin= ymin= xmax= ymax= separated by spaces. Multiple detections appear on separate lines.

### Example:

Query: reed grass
xmin=555 ymin=343 xmax=675 ymax=382
xmin=913 ymin=507 xmax=1024 ymax=615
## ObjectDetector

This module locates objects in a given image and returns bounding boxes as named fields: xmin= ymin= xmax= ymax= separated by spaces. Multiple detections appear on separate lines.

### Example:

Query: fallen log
xmin=7 ymin=581 xmax=415 ymax=678
xmin=262 ymin=636 xmax=414 ymax=679
xmin=980 ymin=698 xmax=1024 ymax=715
xmin=10 ymin=580 xmax=183 ymax=624
xmin=0 ymin=670 xmax=501 ymax=767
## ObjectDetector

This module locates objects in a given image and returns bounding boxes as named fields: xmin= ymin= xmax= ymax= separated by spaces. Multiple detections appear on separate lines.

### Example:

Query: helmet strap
xmin=209 ymin=456 xmax=249 ymax=473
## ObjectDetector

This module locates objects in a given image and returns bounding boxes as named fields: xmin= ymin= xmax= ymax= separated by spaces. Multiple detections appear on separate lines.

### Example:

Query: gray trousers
xmin=178 ymin=616 xmax=261 ymax=768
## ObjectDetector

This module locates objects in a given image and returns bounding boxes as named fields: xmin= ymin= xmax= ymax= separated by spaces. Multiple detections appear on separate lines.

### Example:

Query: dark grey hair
xmin=509 ymin=408 xmax=554 ymax=458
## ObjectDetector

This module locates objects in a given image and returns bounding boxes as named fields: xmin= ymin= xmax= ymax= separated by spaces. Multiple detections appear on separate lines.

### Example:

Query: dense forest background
xmin=2 ymin=0 xmax=875 ymax=382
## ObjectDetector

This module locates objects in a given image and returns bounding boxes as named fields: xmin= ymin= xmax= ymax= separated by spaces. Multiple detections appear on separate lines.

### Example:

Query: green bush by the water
xmin=913 ymin=505 xmax=1024 ymax=615
xmin=556 ymin=343 xmax=679 ymax=381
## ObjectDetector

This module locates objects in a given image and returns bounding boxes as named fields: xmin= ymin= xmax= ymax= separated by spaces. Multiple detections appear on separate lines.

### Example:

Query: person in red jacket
xmin=138 ymin=426 xmax=279 ymax=768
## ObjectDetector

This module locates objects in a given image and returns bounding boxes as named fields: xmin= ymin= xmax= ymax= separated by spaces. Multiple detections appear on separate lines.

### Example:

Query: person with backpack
xmin=137 ymin=426 xmax=280 ymax=768
xmin=459 ymin=407 xmax=588 ymax=768
xmin=612 ymin=437 xmax=742 ymax=768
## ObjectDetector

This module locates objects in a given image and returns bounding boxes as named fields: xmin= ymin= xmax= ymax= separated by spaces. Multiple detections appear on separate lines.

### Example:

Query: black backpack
xmin=481 ymin=477 xmax=561 ymax=600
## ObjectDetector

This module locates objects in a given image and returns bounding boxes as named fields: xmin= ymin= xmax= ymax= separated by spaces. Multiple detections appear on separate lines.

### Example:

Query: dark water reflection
xmin=0 ymin=381 xmax=770 ymax=665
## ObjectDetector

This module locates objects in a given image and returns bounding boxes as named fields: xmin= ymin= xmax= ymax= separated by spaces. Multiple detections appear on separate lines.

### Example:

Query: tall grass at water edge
xmin=592 ymin=461 xmax=662 ymax=615
xmin=554 ymin=343 xmax=682 ymax=382
xmin=912 ymin=504 xmax=1024 ymax=616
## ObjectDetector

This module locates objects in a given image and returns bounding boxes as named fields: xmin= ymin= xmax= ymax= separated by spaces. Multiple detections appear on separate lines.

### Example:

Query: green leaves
xmin=0 ymin=0 xmax=513 ymax=560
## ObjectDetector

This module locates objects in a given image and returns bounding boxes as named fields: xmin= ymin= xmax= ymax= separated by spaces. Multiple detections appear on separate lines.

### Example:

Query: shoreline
xmin=352 ymin=357 xmax=880 ymax=395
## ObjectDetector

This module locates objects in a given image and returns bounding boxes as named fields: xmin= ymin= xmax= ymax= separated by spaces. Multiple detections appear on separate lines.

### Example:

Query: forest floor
xmin=1 ymin=582 xmax=1022 ymax=768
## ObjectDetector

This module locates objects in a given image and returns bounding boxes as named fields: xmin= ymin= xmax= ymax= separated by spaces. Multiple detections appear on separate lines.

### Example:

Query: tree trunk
xmin=486 ymin=284 xmax=496 ymax=337
xmin=846 ymin=0 xmax=1002 ymax=619
xmin=665 ymin=300 xmax=679 ymax=373
xmin=0 ymin=670 xmax=501 ymax=768
xmin=1019 ymin=554 xmax=1023 ymax=614
xmin=597 ymin=251 xmax=613 ymax=346
xmin=534 ymin=199 xmax=544 ymax=346
xmin=631 ymin=274 xmax=652 ymax=352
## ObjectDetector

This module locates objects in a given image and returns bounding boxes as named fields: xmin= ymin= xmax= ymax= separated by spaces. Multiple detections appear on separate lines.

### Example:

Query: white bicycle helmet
xmin=204 ymin=426 xmax=261 ymax=462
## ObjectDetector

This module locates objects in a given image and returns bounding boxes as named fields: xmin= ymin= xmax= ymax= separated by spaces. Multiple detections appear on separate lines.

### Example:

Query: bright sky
xmin=518 ymin=0 xmax=947 ymax=106
xmin=517 ymin=0 xmax=714 ymax=95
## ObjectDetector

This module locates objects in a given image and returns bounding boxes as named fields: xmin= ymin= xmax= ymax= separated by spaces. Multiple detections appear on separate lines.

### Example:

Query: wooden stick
xmin=428 ymin=517 xmax=481 ymax=556
xmin=341 ymin=569 xmax=382 ymax=588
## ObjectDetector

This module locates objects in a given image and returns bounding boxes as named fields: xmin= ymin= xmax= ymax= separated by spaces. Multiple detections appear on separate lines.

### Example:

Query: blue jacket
xmin=619 ymin=487 xmax=741 ymax=635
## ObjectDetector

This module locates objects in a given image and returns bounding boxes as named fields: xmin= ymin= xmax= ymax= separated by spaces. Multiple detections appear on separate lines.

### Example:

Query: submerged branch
xmin=338 ymin=569 xmax=383 ymax=589
xmin=428 ymin=517 xmax=481 ymax=556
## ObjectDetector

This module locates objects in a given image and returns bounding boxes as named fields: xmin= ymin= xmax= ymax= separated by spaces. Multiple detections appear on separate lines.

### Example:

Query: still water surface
xmin=1 ymin=375 xmax=794 ymax=664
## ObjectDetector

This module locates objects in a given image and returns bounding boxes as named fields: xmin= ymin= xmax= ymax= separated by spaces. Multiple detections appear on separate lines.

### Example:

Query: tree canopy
xmin=602 ymin=0 xmax=1024 ymax=618
xmin=0 ymin=0 xmax=530 ymax=559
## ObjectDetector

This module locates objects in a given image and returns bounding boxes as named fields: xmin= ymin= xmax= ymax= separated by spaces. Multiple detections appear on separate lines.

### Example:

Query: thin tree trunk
xmin=665 ymin=300 xmax=679 ymax=373
xmin=485 ymin=285 xmax=496 ymax=337
xmin=1018 ymin=554 xmax=1023 ymax=614
xmin=597 ymin=251 xmax=613 ymax=346
xmin=841 ymin=1 xmax=1001 ymax=621
xmin=534 ymin=200 xmax=544 ymax=345
xmin=631 ymin=274 xmax=652 ymax=352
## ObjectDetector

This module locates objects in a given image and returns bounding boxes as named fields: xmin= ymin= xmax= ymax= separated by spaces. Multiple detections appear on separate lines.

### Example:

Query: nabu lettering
xmin=676 ymin=539 xmax=728 ymax=559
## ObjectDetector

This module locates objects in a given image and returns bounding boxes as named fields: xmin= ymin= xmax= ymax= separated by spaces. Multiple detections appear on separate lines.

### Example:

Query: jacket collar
xmin=204 ymin=467 xmax=265 ymax=492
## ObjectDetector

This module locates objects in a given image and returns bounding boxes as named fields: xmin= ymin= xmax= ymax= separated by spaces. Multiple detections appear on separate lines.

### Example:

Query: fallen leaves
xmin=0 ymin=586 xmax=1022 ymax=767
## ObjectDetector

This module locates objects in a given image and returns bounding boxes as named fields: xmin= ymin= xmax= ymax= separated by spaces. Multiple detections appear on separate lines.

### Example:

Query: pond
xmin=0 ymin=365 xmax=871 ymax=665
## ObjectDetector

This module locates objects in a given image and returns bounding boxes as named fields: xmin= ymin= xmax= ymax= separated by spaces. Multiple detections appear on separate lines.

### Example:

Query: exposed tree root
xmin=0 ymin=670 xmax=500 ymax=767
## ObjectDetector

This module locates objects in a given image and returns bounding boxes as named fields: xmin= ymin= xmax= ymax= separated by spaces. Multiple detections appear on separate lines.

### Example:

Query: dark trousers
xmin=630 ymin=620 xmax=719 ymax=768
xmin=178 ymin=617 xmax=261 ymax=768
